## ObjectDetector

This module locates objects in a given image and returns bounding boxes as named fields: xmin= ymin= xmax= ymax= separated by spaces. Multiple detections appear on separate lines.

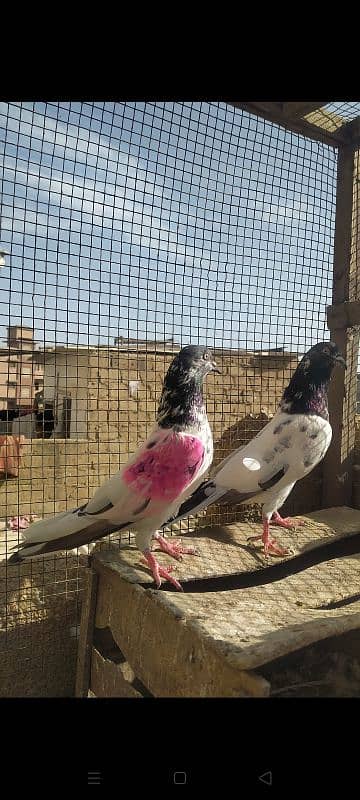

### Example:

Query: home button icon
xmin=173 ymin=771 xmax=187 ymax=784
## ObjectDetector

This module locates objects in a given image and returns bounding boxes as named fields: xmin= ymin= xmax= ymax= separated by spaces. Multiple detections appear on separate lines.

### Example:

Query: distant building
xmin=114 ymin=336 xmax=178 ymax=351
xmin=0 ymin=326 xmax=44 ymax=414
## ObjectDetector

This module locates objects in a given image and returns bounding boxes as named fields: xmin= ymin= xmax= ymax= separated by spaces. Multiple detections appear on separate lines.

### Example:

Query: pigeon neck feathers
xmin=280 ymin=356 xmax=330 ymax=420
xmin=156 ymin=364 xmax=205 ymax=430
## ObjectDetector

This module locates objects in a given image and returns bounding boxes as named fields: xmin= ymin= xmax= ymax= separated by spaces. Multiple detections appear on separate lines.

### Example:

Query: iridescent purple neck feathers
xmin=281 ymin=360 xmax=330 ymax=421
xmin=281 ymin=384 xmax=329 ymax=420
xmin=279 ymin=341 xmax=346 ymax=421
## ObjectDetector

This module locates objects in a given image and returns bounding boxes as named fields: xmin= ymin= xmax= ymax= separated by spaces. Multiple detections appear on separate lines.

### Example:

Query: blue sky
xmin=0 ymin=101 xmax=339 ymax=354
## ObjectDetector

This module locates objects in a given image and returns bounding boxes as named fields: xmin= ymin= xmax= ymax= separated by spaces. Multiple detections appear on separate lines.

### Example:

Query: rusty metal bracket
xmin=327 ymin=300 xmax=360 ymax=331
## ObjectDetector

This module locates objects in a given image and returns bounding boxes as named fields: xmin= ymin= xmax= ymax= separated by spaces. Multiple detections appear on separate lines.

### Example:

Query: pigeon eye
xmin=203 ymin=352 xmax=209 ymax=360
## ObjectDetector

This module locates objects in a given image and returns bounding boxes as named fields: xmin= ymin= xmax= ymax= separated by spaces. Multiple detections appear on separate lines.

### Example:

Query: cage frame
xmin=228 ymin=102 xmax=360 ymax=508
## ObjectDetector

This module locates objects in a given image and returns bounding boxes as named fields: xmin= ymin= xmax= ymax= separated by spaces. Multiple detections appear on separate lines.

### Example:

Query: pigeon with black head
xmin=8 ymin=345 xmax=218 ymax=590
xmin=164 ymin=341 xmax=346 ymax=557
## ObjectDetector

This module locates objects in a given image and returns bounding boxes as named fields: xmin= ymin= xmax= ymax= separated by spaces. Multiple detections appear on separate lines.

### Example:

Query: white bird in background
xmin=8 ymin=345 xmax=218 ymax=590
xmin=165 ymin=342 xmax=346 ymax=557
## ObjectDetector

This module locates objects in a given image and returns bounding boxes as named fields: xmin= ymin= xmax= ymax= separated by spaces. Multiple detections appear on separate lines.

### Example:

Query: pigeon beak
xmin=211 ymin=361 xmax=221 ymax=374
xmin=334 ymin=354 xmax=347 ymax=369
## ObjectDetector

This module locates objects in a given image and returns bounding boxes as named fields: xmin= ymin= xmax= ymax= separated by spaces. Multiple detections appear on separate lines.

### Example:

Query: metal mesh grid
xmin=305 ymin=102 xmax=360 ymax=133
xmin=0 ymin=100 xmax=339 ymax=694
xmin=321 ymin=102 xmax=360 ymax=122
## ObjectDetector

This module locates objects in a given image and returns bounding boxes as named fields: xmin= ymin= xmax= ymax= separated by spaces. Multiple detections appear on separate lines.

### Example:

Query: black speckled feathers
xmin=164 ymin=341 xmax=346 ymax=527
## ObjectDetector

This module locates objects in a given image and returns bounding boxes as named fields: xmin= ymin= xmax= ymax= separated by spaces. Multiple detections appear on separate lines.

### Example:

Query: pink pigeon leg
xmin=247 ymin=519 xmax=291 ymax=557
xmin=142 ymin=550 xmax=183 ymax=591
xmin=152 ymin=533 xmax=198 ymax=560
xmin=270 ymin=511 xmax=305 ymax=529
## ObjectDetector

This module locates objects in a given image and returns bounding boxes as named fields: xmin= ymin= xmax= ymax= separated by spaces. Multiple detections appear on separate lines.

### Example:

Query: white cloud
xmin=254 ymin=198 xmax=313 ymax=225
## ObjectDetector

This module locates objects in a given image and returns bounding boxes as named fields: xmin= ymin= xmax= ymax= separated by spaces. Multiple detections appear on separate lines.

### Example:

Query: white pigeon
xmin=8 ymin=345 xmax=218 ymax=590
xmin=164 ymin=342 xmax=346 ymax=556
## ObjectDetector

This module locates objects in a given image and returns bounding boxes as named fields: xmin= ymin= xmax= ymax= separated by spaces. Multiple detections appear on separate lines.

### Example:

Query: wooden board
xmin=94 ymin=572 xmax=270 ymax=697
xmin=92 ymin=506 xmax=360 ymax=587
xmin=75 ymin=569 xmax=98 ymax=698
xmin=323 ymin=146 xmax=360 ymax=507
xmin=89 ymin=507 xmax=360 ymax=696
xmin=90 ymin=647 xmax=143 ymax=698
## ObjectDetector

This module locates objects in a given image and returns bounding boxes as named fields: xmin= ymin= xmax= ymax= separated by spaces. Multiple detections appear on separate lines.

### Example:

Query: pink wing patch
xmin=123 ymin=433 xmax=205 ymax=502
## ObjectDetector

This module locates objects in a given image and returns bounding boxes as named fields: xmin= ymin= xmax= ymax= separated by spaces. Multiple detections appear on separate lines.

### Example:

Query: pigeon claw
xmin=153 ymin=534 xmax=198 ymax=560
xmin=264 ymin=536 xmax=291 ymax=557
xmin=271 ymin=512 xmax=305 ymax=530
xmin=247 ymin=519 xmax=291 ymax=558
xmin=142 ymin=551 xmax=183 ymax=591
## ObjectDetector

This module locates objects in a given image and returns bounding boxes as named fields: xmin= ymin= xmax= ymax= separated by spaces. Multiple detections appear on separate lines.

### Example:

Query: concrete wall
xmin=0 ymin=439 xmax=91 ymax=517
xmin=0 ymin=552 xmax=84 ymax=696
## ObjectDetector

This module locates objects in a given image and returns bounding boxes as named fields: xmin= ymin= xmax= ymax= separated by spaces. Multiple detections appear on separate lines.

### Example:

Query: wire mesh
xmin=304 ymin=102 xmax=360 ymax=133
xmin=0 ymin=100 xmax=340 ymax=695
xmin=319 ymin=102 xmax=360 ymax=122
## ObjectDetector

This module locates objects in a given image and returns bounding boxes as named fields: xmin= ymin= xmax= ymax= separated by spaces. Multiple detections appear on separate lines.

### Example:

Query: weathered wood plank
xmin=331 ymin=146 xmax=356 ymax=304
xmin=75 ymin=568 xmax=98 ymax=698
xmin=281 ymin=102 xmax=330 ymax=119
xmin=94 ymin=572 xmax=270 ymax=697
xmin=327 ymin=299 xmax=360 ymax=330
xmin=87 ymin=508 xmax=360 ymax=697
xmin=169 ymin=559 xmax=360 ymax=672
xmin=90 ymin=647 xmax=143 ymax=698
xmin=92 ymin=507 xmax=360 ymax=588
xmin=323 ymin=147 xmax=360 ymax=507
xmin=93 ymin=550 xmax=360 ymax=693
